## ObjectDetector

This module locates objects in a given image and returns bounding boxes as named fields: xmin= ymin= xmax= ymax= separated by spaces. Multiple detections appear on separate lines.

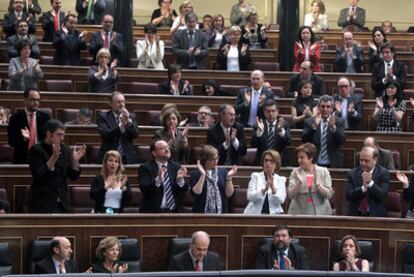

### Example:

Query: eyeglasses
xmin=338 ymin=85 xmax=350 ymax=88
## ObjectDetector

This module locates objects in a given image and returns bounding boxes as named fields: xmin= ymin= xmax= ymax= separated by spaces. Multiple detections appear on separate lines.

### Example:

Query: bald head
xmin=360 ymin=146 xmax=378 ymax=172
xmin=251 ymin=70 xmax=265 ymax=90
xmin=343 ymin=31 xmax=354 ymax=47
xmin=363 ymin=136 xmax=378 ymax=149
xmin=190 ymin=231 xmax=210 ymax=261
xmin=51 ymin=236 xmax=73 ymax=261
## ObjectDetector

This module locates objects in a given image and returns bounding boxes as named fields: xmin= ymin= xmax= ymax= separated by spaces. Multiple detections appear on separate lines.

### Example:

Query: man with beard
xmin=255 ymin=224 xmax=309 ymax=270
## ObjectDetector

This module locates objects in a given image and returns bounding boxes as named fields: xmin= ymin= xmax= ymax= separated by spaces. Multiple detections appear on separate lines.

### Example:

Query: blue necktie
xmin=162 ymin=165 xmax=176 ymax=211
xmin=279 ymin=251 xmax=286 ymax=270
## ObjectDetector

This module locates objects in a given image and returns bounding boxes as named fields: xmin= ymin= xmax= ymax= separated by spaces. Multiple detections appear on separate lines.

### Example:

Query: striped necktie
xmin=320 ymin=120 xmax=329 ymax=161
xmin=267 ymin=123 xmax=274 ymax=149
xmin=162 ymin=165 xmax=176 ymax=211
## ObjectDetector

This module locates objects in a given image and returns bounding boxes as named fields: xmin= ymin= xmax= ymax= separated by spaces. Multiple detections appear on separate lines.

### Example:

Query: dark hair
xmin=185 ymin=12 xmax=198 ymax=23
xmin=16 ymin=39 xmax=32 ymax=55
xmin=272 ymin=224 xmax=291 ymax=237
xmin=144 ymin=23 xmax=157 ymax=34
xmin=261 ymin=149 xmax=281 ymax=172
xmin=199 ymin=145 xmax=218 ymax=167
xmin=296 ymin=143 xmax=317 ymax=163
xmin=44 ymin=119 xmax=65 ymax=135
xmin=380 ymin=42 xmax=395 ymax=54
xmin=211 ymin=14 xmax=224 ymax=30
xmin=79 ymin=107 xmax=92 ymax=118
xmin=340 ymin=235 xmax=361 ymax=257
xmin=64 ymin=12 xmax=77 ymax=24
xmin=218 ymin=104 xmax=233 ymax=116
xmin=371 ymin=27 xmax=387 ymax=47
xmin=158 ymin=0 xmax=172 ymax=6
xmin=318 ymin=95 xmax=333 ymax=107
xmin=297 ymin=25 xmax=317 ymax=45
xmin=160 ymin=107 xmax=181 ymax=128
xmin=149 ymin=138 xmax=167 ymax=153
xmin=23 ymin=88 xmax=39 ymax=98
xmin=203 ymin=14 xmax=212 ymax=20
xmin=202 ymin=79 xmax=220 ymax=96
xmin=15 ymin=19 xmax=28 ymax=30
xmin=167 ymin=63 xmax=182 ymax=80
xmin=109 ymin=91 xmax=123 ymax=103
xmin=49 ymin=239 xmax=60 ymax=255
xmin=262 ymin=99 xmax=277 ymax=110
xmin=297 ymin=80 xmax=313 ymax=99
xmin=383 ymin=79 xmax=403 ymax=104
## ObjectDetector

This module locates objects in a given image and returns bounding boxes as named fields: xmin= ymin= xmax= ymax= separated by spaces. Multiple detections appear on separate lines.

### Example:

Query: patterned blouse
xmin=376 ymin=100 xmax=406 ymax=132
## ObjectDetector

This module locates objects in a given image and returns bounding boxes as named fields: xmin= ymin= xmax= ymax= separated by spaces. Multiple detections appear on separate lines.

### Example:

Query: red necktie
xmin=348 ymin=8 xmax=354 ymax=32
xmin=54 ymin=11 xmax=60 ymax=31
xmin=104 ymin=32 xmax=109 ymax=48
xmin=194 ymin=260 xmax=201 ymax=272
xmin=28 ymin=112 xmax=35 ymax=149
xmin=359 ymin=190 xmax=369 ymax=215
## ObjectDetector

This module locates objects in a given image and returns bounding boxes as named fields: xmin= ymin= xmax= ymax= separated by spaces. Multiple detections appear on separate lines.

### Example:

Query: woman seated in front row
xmin=190 ymin=145 xmax=238 ymax=213
xmin=91 ymin=236 xmax=128 ymax=273
xmin=216 ymin=25 xmax=251 ymax=72
xmin=159 ymin=63 xmax=193 ymax=95
xmin=90 ymin=150 xmax=131 ymax=213
xmin=88 ymin=48 xmax=119 ymax=93
xmin=333 ymin=235 xmax=369 ymax=272
xmin=244 ymin=150 xmax=286 ymax=214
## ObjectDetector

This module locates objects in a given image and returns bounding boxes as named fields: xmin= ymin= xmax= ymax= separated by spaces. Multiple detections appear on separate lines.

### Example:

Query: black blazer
xmin=251 ymin=118 xmax=291 ymax=166
xmin=89 ymin=31 xmax=124 ymax=64
xmin=41 ymin=10 xmax=65 ymax=42
xmin=96 ymin=110 xmax=139 ymax=164
xmin=206 ymin=122 xmax=247 ymax=165
xmin=3 ymin=11 xmax=36 ymax=38
xmin=53 ymin=29 xmax=87 ymax=65
xmin=287 ymin=73 xmax=326 ymax=98
xmin=346 ymin=165 xmax=389 ymax=217
xmin=89 ymin=175 xmax=132 ymax=213
xmin=159 ymin=79 xmax=193 ymax=95
xmin=28 ymin=142 xmax=81 ymax=213
xmin=138 ymin=160 xmax=188 ymax=213
xmin=240 ymin=23 xmax=268 ymax=49
xmin=8 ymin=0 xmax=42 ymax=16
xmin=34 ymin=256 xmax=79 ymax=274
xmin=302 ymin=116 xmax=346 ymax=168
xmin=76 ymin=0 xmax=107 ymax=25
xmin=6 ymin=34 xmax=40 ymax=59
xmin=88 ymin=65 xmax=119 ymax=93
xmin=371 ymin=60 xmax=407 ymax=97
xmin=172 ymin=29 xmax=209 ymax=69
xmin=255 ymin=243 xmax=309 ymax=270
xmin=7 ymin=110 xmax=51 ymax=164
xmin=332 ymin=93 xmax=364 ymax=130
xmin=404 ymin=174 xmax=414 ymax=211
xmin=216 ymin=40 xmax=251 ymax=71
xmin=169 ymin=250 xmax=221 ymax=271
xmin=91 ymin=261 xmax=128 ymax=273
xmin=235 ymin=86 xmax=274 ymax=127
xmin=334 ymin=44 xmax=364 ymax=73
xmin=189 ymin=168 xmax=229 ymax=213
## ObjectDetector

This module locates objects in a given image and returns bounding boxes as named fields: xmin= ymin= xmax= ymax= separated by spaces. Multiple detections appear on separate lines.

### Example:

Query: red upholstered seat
xmin=181 ymin=190 xmax=194 ymax=213
xmin=230 ymin=188 xmax=247 ymax=213
xmin=43 ymin=80 xmax=74 ymax=92
xmin=241 ymin=148 xmax=257 ymax=166
xmin=189 ymin=146 xmax=202 ymax=164
xmin=254 ymin=61 xmax=280 ymax=71
xmin=86 ymin=145 xmax=101 ymax=164
xmin=69 ymin=186 xmax=93 ymax=213
xmin=385 ymin=191 xmax=402 ymax=218
xmin=0 ymin=144 xmax=13 ymax=164
xmin=271 ymin=86 xmax=285 ymax=98
xmin=123 ymin=187 xmax=142 ymax=213
xmin=392 ymin=150 xmax=401 ymax=170
xmin=220 ymin=85 xmax=243 ymax=97
xmin=61 ymin=108 xmax=79 ymax=123
xmin=119 ymin=82 xmax=159 ymax=94
xmin=135 ymin=145 xmax=152 ymax=163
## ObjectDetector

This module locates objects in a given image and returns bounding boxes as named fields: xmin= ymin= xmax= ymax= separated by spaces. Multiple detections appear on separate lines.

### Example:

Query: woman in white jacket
xmin=244 ymin=150 xmax=286 ymax=214
xmin=136 ymin=23 xmax=164 ymax=69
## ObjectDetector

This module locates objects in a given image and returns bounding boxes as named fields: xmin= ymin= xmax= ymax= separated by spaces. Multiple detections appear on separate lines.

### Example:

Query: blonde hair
xmin=101 ymin=150 xmax=125 ymax=180
xmin=179 ymin=0 xmax=192 ymax=14
xmin=96 ymin=47 xmax=111 ymax=61
xmin=95 ymin=236 xmax=121 ymax=261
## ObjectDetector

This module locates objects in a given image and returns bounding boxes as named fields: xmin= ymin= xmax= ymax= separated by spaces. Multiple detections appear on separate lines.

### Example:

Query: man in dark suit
xmin=76 ymin=0 xmax=107 ymax=25
xmin=7 ymin=88 xmax=51 ymax=164
xmin=332 ymin=76 xmax=363 ymax=130
xmin=206 ymin=104 xmax=247 ymax=165
xmin=172 ymin=12 xmax=209 ymax=69
xmin=138 ymin=138 xmax=188 ymax=213
xmin=3 ymin=0 xmax=36 ymax=38
xmin=372 ymin=42 xmax=407 ymax=98
xmin=169 ymin=231 xmax=221 ymax=271
xmin=28 ymin=120 xmax=86 ymax=213
xmin=355 ymin=136 xmax=395 ymax=170
xmin=89 ymin=14 xmax=124 ymax=64
xmin=96 ymin=91 xmax=139 ymax=164
xmin=188 ymin=106 xmax=214 ymax=128
xmin=235 ymin=70 xmax=274 ymax=127
xmin=6 ymin=19 xmax=40 ymax=60
xmin=34 ymin=236 xmax=79 ymax=274
xmin=256 ymin=224 xmax=309 ymax=270
xmin=334 ymin=32 xmax=364 ymax=73
xmin=53 ymin=13 xmax=87 ymax=65
xmin=8 ymin=0 xmax=42 ymax=18
xmin=337 ymin=0 xmax=366 ymax=32
xmin=287 ymin=61 xmax=326 ymax=98
xmin=302 ymin=95 xmax=346 ymax=168
xmin=41 ymin=0 xmax=65 ymax=42
xmin=251 ymin=99 xmax=291 ymax=166
xmin=346 ymin=146 xmax=389 ymax=217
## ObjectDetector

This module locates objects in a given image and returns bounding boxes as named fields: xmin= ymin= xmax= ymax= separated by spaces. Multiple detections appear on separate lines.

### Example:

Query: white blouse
xmin=227 ymin=46 xmax=240 ymax=72
xmin=104 ymin=188 xmax=122 ymax=209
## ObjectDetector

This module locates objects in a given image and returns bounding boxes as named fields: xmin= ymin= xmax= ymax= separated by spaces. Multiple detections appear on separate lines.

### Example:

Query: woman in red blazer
xmin=293 ymin=26 xmax=321 ymax=72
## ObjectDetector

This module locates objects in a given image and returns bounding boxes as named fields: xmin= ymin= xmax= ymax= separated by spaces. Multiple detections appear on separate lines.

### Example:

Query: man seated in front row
xmin=169 ymin=231 xmax=221 ymax=271
xmin=255 ymin=224 xmax=309 ymax=270
xmin=287 ymin=61 xmax=326 ymax=98
xmin=346 ymin=146 xmax=389 ymax=217
xmin=34 ymin=236 xmax=79 ymax=274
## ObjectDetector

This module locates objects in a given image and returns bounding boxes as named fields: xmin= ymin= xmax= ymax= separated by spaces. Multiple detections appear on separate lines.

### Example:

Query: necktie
xmin=248 ymin=91 xmax=259 ymax=127
xmin=115 ymin=116 xmax=125 ymax=156
xmin=86 ymin=0 xmax=94 ymax=21
xmin=225 ymin=128 xmax=233 ymax=165
xmin=320 ymin=120 xmax=328 ymax=162
xmin=267 ymin=123 xmax=274 ymax=149
xmin=188 ymin=30 xmax=195 ymax=67
xmin=194 ymin=260 xmax=201 ymax=271
xmin=279 ymin=251 xmax=286 ymax=270
xmin=162 ymin=165 xmax=176 ymax=211
xmin=104 ymin=32 xmax=110 ymax=48
xmin=28 ymin=112 xmax=35 ymax=149
xmin=54 ymin=11 xmax=60 ymax=31
xmin=359 ymin=191 xmax=369 ymax=215
xmin=59 ymin=261 xmax=66 ymax=274
xmin=261 ymin=194 xmax=270 ymax=214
